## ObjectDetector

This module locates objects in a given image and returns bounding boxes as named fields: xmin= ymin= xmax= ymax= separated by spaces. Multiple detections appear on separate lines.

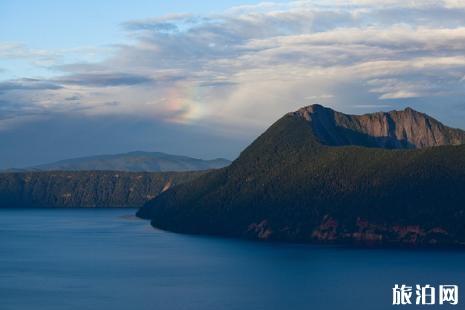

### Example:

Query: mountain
xmin=25 ymin=151 xmax=230 ymax=172
xmin=138 ymin=105 xmax=465 ymax=247
xmin=0 ymin=170 xmax=204 ymax=208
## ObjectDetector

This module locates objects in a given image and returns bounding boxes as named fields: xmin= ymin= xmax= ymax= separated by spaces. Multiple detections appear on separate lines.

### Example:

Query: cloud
xmin=123 ymin=21 xmax=180 ymax=33
xmin=55 ymin=72 xmax=153 ymax=87
xmin=0 ymin=43 xmax=58 ymax=61
xmin=65 ymin=95 xmax=81 ymax=101
xmin=0 ymin=78 xmax=62 ymax=92
xmin=122 ymin=13 xmax=195 ymax=31
xmin=3 ymin=0 xmax=465 ymax=134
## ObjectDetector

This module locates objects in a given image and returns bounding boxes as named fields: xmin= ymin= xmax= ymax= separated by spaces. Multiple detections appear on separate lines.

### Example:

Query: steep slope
xmin=25 ymin=151 xmax=230 ymax=172
xmin=138 ymin=105 xmax=465 ymax=247
xmin=291 ymin=104 xmax=465 ymax=149
xmin=0 ymin=170 xmax=204 ymax=208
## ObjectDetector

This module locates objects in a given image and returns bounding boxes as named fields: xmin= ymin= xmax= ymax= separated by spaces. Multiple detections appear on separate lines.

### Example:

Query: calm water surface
xmin=0 ymin=208 xmax=464 ymax=310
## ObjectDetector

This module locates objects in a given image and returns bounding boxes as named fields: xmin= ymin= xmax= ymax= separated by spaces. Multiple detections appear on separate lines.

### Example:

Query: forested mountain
xmin=138 ymin=105 xmax=465 ymax=247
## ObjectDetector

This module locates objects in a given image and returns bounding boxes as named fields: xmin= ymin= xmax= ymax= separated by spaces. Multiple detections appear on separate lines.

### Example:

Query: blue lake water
xmin=0 ymin=208 xmax=464 ymax=310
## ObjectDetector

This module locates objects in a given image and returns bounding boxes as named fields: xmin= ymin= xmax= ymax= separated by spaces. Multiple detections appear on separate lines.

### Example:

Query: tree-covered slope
xmin=138 ymin=109 xmax=465 ymax=247
xmin=0 ymin=170 xmax=204 ymax=208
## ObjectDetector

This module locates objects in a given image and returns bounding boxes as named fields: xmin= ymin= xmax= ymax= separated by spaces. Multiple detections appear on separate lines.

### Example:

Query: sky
xmin=2 ymin=0 xmax=465 ymax=168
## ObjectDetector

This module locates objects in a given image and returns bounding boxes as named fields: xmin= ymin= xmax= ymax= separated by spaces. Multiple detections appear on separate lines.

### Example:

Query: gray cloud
xmin=122 ymin=14 xmax=194 ymax=30
xmin=123 ymin=21 xmax=180 ymax=33
xmin=0 ymin=78 xmax=62 ymax=92
xmin=65 ymin=95 xmax=81 ymax=101
xmin=55 ymin=72 xmax=153 ymax=87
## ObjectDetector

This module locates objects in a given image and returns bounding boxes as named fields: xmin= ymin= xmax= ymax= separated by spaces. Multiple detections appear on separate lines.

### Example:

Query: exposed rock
xmin=290 ymin=104 xmax=465 ymax=149
xmin=161 ymin=179 xmax=173 ymax=193
xmin=247 ymin=220 xmax=273 ymax=240
xmin=309 ymin=216 xmax=452 ymax=246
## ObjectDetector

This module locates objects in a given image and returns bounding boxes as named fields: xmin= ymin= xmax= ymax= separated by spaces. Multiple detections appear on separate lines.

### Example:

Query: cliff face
xmin=0 ymin=171 xmax=204 ymax=208
xmin=290 ymin=104 xmax=465 ymax=149
xmin=139 ymin=105 xmax=465 ymax=247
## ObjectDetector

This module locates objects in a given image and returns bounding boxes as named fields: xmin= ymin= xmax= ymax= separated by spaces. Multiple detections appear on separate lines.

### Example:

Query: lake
xmin=0 ymin=208 xmax=464 ymax=310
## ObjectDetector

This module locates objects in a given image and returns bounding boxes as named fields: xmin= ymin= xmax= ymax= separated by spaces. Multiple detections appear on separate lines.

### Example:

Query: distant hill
xmin=23 ymin=151 xmax=231 ymax=172
xmin=0 ymin=170 xmax=205 ymax=208
xmin=138 ymin=105 xmax=465 ymax=247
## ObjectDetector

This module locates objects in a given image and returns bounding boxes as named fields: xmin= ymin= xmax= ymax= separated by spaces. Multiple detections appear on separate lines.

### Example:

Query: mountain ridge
xmin=17 ymin=151 xmax=231 ymax=172
xmin=290 ymin=104 xmax=465 ymax=149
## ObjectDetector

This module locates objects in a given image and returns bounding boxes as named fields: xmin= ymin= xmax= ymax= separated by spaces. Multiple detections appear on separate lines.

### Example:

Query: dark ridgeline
xmin=138 ymin=104 xmax=465 ymax=247
xmin=0 ymin=171 xmax=204 ymax=208
xmin=23 ymin=151 xmax=231 ymax=172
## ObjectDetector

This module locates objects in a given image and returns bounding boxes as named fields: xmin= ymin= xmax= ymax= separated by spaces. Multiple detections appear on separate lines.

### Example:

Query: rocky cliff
xmin=0 ymin=171 xmax=204 ymax=208
xmin=290 ymin=104 xmax=465 ymax=149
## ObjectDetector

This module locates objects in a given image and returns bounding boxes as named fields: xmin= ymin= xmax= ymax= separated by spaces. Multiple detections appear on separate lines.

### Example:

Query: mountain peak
xmin=403 ymin=106 xmax=420 ymax=113
xmin=290 ymin=104 xmax=465 ymax=149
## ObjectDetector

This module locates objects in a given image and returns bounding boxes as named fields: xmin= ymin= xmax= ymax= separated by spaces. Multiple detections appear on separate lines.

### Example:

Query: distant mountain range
xmin=16 ymin=151 xmax=231 ymax=172
xmin=138 ymin=105 xmax=465 ymax=247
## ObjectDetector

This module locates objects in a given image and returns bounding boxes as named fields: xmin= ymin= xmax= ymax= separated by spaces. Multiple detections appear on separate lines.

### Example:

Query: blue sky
xmin=2 ymin=0 xmax=465 ymax=168
xmin=1 ymin=0 xmax=283 ymax=79
xmin=1 ymin=0 xmax=283 ymax=47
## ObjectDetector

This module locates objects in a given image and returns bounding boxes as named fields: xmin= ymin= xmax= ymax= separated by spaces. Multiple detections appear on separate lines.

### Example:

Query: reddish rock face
xmin=290 ymin=104 xmax=465 ymax=149
xmin=309 ymin=215 xmax=453 ymax=246
xmin=247 ymin=220 xmax=273 ymax=240
xmin=311 ymin=215 xmax=339 ymax=241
